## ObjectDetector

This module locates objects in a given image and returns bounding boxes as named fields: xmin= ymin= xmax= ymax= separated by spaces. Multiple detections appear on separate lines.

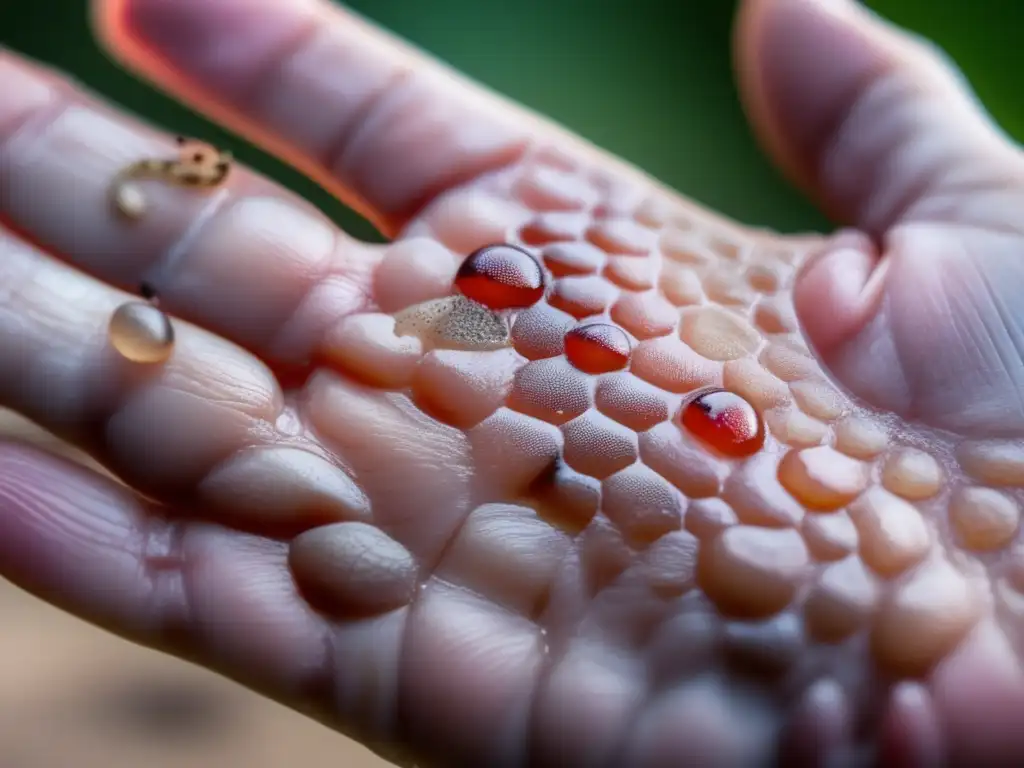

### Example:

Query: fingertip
xmin=733 ymin=0 xmax=890 ymax=217
xmin=793 ymin=232 xmax=887 ymax=358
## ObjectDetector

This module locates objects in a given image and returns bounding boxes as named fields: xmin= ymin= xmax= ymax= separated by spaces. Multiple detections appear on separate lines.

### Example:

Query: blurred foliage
xmin=2 ymin=0 xmax=1023 ymax=243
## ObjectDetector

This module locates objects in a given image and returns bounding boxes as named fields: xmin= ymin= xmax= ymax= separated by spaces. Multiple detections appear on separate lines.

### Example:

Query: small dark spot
xmin=527 ymin=455 xmax=561 ymax=494
xmin=192 ymin=152 xmax=206 ymax=164
xmin=723 ymin=614 xmax=803 ymax=681
xmin=275 ymin=360 xmax=317 ymax=391
xmin=527 ymin=457 xmax=600 ymax=534
xmin=215 ymin=161 xmax=230 ymax=173
xmin=180 ymin=172 xmax=202 ymax=185
xmin=139 ymin=281 xmax=157 ymax=300
xmin=174 ymin=135 xmax=186 ymax=145
xmin=86 ymin=677 xmax=236 ymax=743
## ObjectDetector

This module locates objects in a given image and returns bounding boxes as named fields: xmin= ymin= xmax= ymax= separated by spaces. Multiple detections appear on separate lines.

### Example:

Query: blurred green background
xmin=3 ymin=0 xmax=1024 ymax=243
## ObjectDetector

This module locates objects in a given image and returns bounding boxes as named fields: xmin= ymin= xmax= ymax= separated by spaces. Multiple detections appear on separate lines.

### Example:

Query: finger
xmin=92 ymin=0 xmax=681 ymax=237
xmin=0 ymin=224 xmax=370 ymax=531
xmin=0 ymin=437 xmax=546 ymax=768
xmin=733 ymin=0 xmax=1024 ymax=424
xmin=0 ymin=440 xmax=335 ymax=711
xmin=0 ymin=49 xmax=376 ymax=368
xmin=734 ymin=0 xmax=1024 ymax=235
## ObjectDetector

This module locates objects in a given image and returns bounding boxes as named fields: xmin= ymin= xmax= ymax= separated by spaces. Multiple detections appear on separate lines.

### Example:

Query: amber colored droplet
xmin=681 ymin=388 xmax=764 ymax=458
xmin=108 ymin=301 xmax=175 ymax=364
xmin=454 ymin=244 xmax=545 ymax=310
xmin=563 ymin=323 xmax=631 ymax=374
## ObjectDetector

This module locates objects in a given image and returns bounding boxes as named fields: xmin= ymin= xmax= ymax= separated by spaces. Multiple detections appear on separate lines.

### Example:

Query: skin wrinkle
xmin=917 ymin=193 xmax=1024 ymax=239
xmin=828 ymin=298 xmax=913 ymax=416
xmin=897 ymin=274 xmax=950 ymax=428
xmin=329 ymin=607 xmax=413 ymax=764
xmin=514 ymin=529 xmax=586 ymax=768
xmin=232 ymin=16 xmax=327 ymax=118
xmin=186 ymin=527 xmax=334 ymax=695
xmin=881 ymin=230 xmax=1024 ymax=434
xmin=973 ymin=258 xmax=1024 ymax=426
xmin=142 ymin=185 xmax=234 ymax=296
xmin=529 ymin=524 xmax=610 ymax=760
xmin=263 ymin=235 xmax=363 ymax=360
xmin=325 ymin=65 xmax=418 ymax=190
xmin=177 ymin=195 xmax=345 ymax=358
xmin=136 ymin=515 xmax=195 ymax=641
xmin=0 ymin=451 xmax=194 ymax=645
xmin=374 ymin=126 xmax=534 ymax=234
xmin=821 ymin=73 xmax=928 ymax=234
xmin=398 ymin=580 xmax=541 ymax=768
xmin=2 ymin=97 xmax=255 ymax=302
xmin=1 ymin=259 xmax=154 ymax=448
xmin=898 ymin=132 xmax=1024 ymax=230
xmin=897 ymin=239 xmax=974 ymax=405
xmin=947 ymin=266 xmax=1003 ymax=413
xmin=0 ymin=234 xmax=48 ymax=321
xmin=827 ymin=78 xmax=1003 ymax=238
xmin=804 ymin=17 xmax=1007 ymax=238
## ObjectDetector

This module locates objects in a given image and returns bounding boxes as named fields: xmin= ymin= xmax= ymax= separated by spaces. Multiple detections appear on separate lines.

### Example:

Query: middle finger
xmin=0 ymin=50 xmax=380 ymax=367
xmin=0 ymin=220 xmax=373 ymax=530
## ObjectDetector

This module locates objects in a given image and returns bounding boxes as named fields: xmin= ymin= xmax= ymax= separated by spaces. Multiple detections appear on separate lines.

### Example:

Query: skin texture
xmin=3 ymin=0 xmax=1024 ymax=765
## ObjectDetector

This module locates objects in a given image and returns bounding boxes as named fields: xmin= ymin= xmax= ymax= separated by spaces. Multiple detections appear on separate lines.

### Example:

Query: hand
xmin=1 ymin=0 xmax=1023 ymax=765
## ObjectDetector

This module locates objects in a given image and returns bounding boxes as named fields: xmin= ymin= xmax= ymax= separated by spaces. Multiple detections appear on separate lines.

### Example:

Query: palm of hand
xmin=3 ymin=0 xmax=1024 ymax=766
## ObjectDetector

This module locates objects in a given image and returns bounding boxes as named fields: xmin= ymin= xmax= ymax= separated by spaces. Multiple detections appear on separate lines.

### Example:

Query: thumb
xmin=733 ymin=0 xmax=1024 ymax=435
xmin=734 ymin=0 xmax=1015 ymax=235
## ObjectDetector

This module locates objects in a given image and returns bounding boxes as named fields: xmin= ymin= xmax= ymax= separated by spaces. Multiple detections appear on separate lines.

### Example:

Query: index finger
xmin=93 ymin=0 xmax=736 ymax=237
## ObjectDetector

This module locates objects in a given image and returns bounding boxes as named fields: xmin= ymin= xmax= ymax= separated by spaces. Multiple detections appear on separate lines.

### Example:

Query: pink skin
xmin=1 ymin=0 xmax=1024 ymax=765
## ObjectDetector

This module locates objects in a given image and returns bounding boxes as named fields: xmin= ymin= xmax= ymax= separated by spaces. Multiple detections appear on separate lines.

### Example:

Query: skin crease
xmin=6 ymin=0 xmax=1024 ymax=766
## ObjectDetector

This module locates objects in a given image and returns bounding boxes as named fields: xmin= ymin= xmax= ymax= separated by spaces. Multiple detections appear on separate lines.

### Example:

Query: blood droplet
xmin=455 ymin=244 xmax=545 ymax=310
xmin=564 ymin=323 xmax=631 ymax=374
xmin=681 ymin=388 xmax=764 ymax=458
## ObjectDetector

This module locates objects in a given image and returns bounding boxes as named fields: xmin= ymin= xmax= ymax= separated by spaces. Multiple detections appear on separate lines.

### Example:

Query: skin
xmin=3 ymin=0 xmax=1024 ymax=764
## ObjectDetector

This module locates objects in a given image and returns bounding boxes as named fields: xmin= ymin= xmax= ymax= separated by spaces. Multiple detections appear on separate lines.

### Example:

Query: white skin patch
xmin=394 ymin=295 xmax=511 ymax=352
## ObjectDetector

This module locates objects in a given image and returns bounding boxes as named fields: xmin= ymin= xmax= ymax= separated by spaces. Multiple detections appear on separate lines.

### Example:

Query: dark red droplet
xmin=564 ymin=323 xmax=631 ymax=374
xmin=455 ymin=244 xmax=546 ymax=310
xmin=680 ymin=388 xmax=764 ymax=458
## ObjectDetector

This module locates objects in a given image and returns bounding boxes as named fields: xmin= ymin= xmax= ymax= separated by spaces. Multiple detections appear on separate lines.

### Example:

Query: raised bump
xmin=108 ymin=301 xmax=174 ymax=364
